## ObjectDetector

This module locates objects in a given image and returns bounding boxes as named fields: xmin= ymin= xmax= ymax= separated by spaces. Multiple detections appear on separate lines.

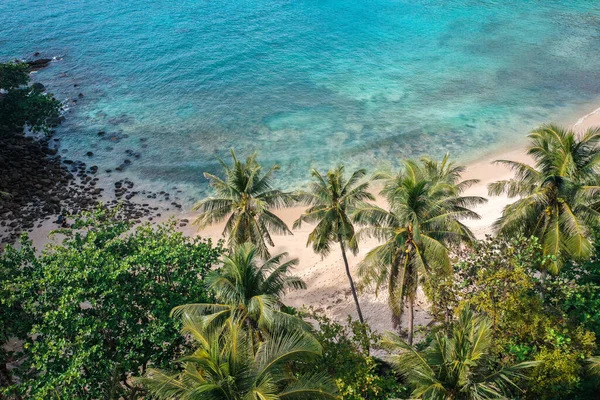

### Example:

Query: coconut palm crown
xmin=193 ymin=150 xmax=295 ymax=258
xmin=488 ymin=124 xmax=600 ymax=276
xmin=382 ymin=308 xmax=539 ymax=400
xmin=353 ymin=156 xmax=485 ymax=344
xmin=172 ymin=243 xmax=308 ymax=345
xmin=140 ymin=317 xmax=336 ymax=399
xmin=293 ymin=166 xmax=374 ymax=323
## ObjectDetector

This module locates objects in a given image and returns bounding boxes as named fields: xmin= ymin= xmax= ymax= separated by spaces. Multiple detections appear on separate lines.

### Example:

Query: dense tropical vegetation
xmin=382 ymin=308 xmax=539 ymax=399
xmin=1 ymin=209 xmax=223 ymax=398
xmin=2 ymin=124 xmax=600 ymax=399
xmin=171 ymin=242 xmax=308 ymax=346
xmin=139 ymin=317 xmax=336 ymax=399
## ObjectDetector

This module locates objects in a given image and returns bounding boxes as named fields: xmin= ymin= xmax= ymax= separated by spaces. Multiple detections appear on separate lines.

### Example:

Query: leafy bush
xmin=547 ymin=227 xmax=600 ymax=339
xmin=1 ymin=208 xmax=223 ymax=399
xmin=299 ymin=311 xmax=408 ymax=399
xmin=0 ymin=61 xmax=61 ymax=135
xmin=428 ymin=235 xmax=598 ymax=399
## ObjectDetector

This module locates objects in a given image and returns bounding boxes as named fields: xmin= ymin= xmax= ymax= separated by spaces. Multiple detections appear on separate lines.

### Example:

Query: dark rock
xmin=27 ymin=58 xmax=52 ymax=70
xmin=32 ymin=82 xmax=46 ymax=92
xmin=86 ymin=151 xmax=94 ymax=157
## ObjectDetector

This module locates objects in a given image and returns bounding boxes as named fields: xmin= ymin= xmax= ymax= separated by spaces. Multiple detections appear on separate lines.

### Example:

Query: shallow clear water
xmin=3 ymin=0 xmax=600 ymax=200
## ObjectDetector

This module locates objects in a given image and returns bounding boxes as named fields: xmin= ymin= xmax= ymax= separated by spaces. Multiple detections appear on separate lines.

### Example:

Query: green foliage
xmin=528 ymin=347 xmax=586 ymax=399
xmin=0 ymin=235 xmax=39 ymax=390
xmin=439 ymin=235 xmax=598 ymax=399
xmin=382 ymin=308 xmax=538 ymax=399
xmin=0 ymin=61 xmax=61 ymax=134
xmin=354 ymin=155 xmax=484 ymax=342
xmin=547 ymin=227 xmax=600 ymax=339
xmin=139 ymin=316 xmax=336 ymax=399
xmin=588 ymin=356 xmax=600 ymax=376
xmin=193 ymin=150 xmax=294 ymax=259
xmin=294 ymin=165 xmax=374 ymax=323
xmin=299 ymin=311 xmax=408 ymax=400
xmin=294 ymin=166 xmax=373 ymax=257
xmin=1 ymin=208 xmax=223 ymax=399
xmin=489 ymin=124 xmax=600 ymax=274
xmin=433 ymin=235 xmax=547 ymax=337
xmin=172 ymin=242 xmax=308 ymax=346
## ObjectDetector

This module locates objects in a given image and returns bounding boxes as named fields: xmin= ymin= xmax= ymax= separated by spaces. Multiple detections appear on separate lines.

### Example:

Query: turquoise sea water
xmin=2 ymin=0 xmax=600 ymax=200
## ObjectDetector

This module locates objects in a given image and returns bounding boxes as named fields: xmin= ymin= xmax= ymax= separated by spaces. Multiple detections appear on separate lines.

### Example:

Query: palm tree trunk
xmin=339 ymin=239 xmax=365 ymax=324
xmin=389 ymin=251 xmax=405 ymax=330
xmin=540 ymin=269 xmax=547 ymax=301
xmin=407 ymin=295 xmax=414 ymax=345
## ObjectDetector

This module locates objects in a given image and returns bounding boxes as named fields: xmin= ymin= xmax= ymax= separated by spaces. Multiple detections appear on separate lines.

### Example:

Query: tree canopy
xmin=1 ymin=209 xmax=223 ymax=399
xmin=489 ymin=124 xmax=600 ymax=275
xmin=193 ymin=150 xmax=295 ymax=259
xmin=172 ymin=242 xmax=308 ymax=346
xmin=0 ymin=61 xmax=61 ymax=135
xmin=354 ymin=156 xmax=484 ymax=343
xmin=140 ymin=317 xmax=336 ymax=399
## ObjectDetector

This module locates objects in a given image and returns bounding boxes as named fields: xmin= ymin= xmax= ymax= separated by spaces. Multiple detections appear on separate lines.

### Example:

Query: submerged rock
xmin=26 ymin=58 xmax=52 ymax=70
xmin=32 ymin=82 xmax=46 ymax=92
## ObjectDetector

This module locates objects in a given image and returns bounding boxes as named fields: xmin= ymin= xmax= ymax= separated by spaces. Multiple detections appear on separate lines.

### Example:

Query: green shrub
xmin=1 ymin=208 xmax=223 ymax=399
xmin=430 ymin=235 xmax=598 ymax=399
xmin=299 ymin=311 xmax=408 ymax=400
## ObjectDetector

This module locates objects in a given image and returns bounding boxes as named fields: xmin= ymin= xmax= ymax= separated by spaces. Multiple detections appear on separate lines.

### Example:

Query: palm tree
xmin=382 ymin=308 xmax=538 ymax=399
xmin=353 ymin=157 xmax=484 ymax=344
xmin=293 ymin=166 xmax=374 ymax=324
xmin=139 ymin=317 xmax=336 ymax=399
xmin=193 ymin=150 xmax=295 ymax=259
xmin=172 ymin=243 xmax=308 ymax=346
xmin=489 ymin=124 xmax=600 ymax=280
xmin=587 ymin=356 xmax=600 ymax=377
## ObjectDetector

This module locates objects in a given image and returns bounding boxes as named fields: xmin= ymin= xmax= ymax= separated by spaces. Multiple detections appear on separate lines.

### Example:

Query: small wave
xmin=574 ymin=107 xmax=600 ymax=127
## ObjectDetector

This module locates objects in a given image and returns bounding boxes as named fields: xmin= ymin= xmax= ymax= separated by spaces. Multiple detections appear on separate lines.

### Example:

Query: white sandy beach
xmin=12 ymin=106 xmax=600 ymax=335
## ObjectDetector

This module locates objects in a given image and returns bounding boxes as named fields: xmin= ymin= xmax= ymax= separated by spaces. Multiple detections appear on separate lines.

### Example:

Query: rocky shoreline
xmin=0 ymin=56 xmax=195 ymax=247
xmin=0 ymin=132 xmax=167 ymax=246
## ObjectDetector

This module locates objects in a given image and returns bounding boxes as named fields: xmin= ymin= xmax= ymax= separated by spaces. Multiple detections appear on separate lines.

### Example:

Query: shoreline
xmin=178 ymin=107 xmax=600 ymax=333
xmin=5 ymin=104 xmax=600 ymax=334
